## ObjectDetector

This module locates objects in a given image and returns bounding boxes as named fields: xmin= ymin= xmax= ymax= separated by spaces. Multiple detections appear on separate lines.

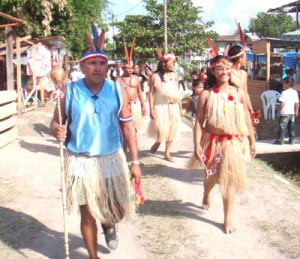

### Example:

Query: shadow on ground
xmin=0 ymin=207 xmax=110 ymax=258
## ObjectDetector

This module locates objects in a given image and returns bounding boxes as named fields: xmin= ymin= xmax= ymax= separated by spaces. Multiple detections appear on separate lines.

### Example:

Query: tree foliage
xmin=111 ymin=0 xmax=217 ymax=62
xmin=247 ymin=12 xmax=296 ymax=38
xmin=0 ymin=0 xmax=109 ymax=58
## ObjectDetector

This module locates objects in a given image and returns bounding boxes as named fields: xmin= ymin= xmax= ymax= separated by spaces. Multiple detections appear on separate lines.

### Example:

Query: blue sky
xmin=107 ymin=0 xmax=292 ymax=36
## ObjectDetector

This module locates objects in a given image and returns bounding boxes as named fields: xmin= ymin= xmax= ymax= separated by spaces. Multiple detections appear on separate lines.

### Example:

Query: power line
xmin=115 ymin=1 xmax=144 ymax=17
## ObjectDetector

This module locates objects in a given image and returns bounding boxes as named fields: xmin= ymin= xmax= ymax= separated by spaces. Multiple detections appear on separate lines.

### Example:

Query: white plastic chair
xmin=261 ymin=90 xmax=280 ymax=120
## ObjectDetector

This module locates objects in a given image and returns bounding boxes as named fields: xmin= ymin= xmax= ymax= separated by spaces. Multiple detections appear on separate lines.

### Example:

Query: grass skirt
xmin=130 ymin=101 xmax=146 ymax=130
xmin=201 ymin=133 xmax=248 ymax=196
xmin=65 ymin=149 xmax=133 ymax=225
xmin=147 ymin=103 xmax=181 ymax=142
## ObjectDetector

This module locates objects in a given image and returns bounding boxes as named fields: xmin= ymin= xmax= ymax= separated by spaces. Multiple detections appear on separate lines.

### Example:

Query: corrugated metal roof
xmin=268 ymin=0 xmax=300 ymax=13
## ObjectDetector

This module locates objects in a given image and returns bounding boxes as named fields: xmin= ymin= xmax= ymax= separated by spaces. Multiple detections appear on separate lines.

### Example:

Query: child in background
xmin=185 ymin=79 xmax=204 ymax=128
xmin=198 ymin=67 xmax=207 ymax=84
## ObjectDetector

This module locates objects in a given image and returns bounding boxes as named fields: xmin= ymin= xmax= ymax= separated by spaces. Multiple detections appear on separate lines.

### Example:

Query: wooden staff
xmin=50 ymin=65 xmax=69 ymax=259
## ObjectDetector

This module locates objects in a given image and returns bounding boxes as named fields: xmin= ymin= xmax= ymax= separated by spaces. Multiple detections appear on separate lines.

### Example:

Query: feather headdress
xmin=227 ymin=17 xmax=247 ymax=60
xmin=207 ymin=38 xmax=219 ymax=59
xmin=207 ymin=39 xmax=232 ymax=68
xmin=80 ymin=23 xmax=108 ymax=63
xmin=234 ymin=16 xmax=246 ymax=48
xmin=122 ymin=38 xmax=136 ymax=68
xmin=156 ymin=45 xmax=175 ymax=61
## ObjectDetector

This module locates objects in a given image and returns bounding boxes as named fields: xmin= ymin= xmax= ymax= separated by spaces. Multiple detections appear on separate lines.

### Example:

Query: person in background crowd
xmin=116 ymin=60 xmax=147 ymax=131
xmin=274 ymin=75 xmax=299 ymax=145
xmin=148 ymin=50 xmax=183 ymax=162
xmin=185 ymin=79 xmax=204 ymax=130
xmin=228 ymin=44 xmax=259 ymax=127
xmin=198 ymin=67 xmax=207 ymax=84
xmin=109 ymin=63 xmax=122 ymax=81
xmin=140 ymin=62 xmax=153 ymax=102
xmin=176 ymin=62 xmax=186 ymax=91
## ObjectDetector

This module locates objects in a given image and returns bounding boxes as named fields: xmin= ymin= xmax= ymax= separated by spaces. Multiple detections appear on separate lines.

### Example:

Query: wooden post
xmin=6 ymin=26 xmax=14 ymax=90
xmin=16 ymin=37 xmax=22 ymax=113
xmin=253 ymin=54 xmax=257 ymax=79
xmin=64 ymin=54 xmax=69 ymax=81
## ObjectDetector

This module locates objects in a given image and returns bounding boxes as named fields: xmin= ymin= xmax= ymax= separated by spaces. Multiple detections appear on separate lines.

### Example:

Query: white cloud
xmin=195 ymin=0 xmax=294 ymax=34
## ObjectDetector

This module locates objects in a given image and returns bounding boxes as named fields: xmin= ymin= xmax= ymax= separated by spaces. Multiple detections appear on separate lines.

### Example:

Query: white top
xmin=70 ymin=70 xmax=85 ymax=81
xmin=279 ymin=88 xmax=299 ymax=115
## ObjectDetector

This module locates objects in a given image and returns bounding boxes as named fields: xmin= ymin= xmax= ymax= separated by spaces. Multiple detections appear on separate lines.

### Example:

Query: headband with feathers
xmin=207 ymin=38 xmax=232 ymax=68
xmin=80 ymin=23 xmax=107 ymax=63
xmin=123 ymin=38 xmax=136 ymax=67
xmin=156 ymin=45 xmax=175 ymax=61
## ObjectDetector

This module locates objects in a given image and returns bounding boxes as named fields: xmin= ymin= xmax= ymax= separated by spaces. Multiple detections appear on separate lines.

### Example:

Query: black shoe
xmin=289 ymin=139 xmax=295 ymax=144
xmin=101 ymin=224 xmax=119 ymax=250
xmin=273 ymin=140 xmax=283 ymax=145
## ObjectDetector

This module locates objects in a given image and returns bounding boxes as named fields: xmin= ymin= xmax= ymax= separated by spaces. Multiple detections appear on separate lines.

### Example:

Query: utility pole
xmin=112 ymin=14 xmax=117 ymax=60
xmin=164 ymin=0 xmax=168 ymax=54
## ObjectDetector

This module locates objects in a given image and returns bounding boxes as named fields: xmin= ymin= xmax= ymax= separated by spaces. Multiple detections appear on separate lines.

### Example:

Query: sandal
xmin=150 ymin=142 xmax=160 ymax=154
xmin=164 ymin=156 xmax=174 ymax=162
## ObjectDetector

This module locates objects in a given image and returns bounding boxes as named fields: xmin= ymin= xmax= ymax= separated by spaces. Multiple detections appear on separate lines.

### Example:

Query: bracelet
xmin=131 ymin=160 xmax=140 ymax=165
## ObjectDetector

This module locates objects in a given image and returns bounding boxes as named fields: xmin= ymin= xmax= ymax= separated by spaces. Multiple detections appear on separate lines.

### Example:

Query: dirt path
xmin=0 ymin=103 xmax=300 ymax=259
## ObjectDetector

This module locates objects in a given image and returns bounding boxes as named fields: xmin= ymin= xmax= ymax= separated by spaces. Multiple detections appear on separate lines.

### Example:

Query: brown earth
xmin=0 ymin=102 xmax=300 ymax=259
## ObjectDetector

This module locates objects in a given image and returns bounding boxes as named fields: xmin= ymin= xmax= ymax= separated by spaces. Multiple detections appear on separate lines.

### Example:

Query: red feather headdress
xmin=123 ymin=38 xmax=136 ymax=67
xmin=234 ymin=16 xmax=246 ymax=48
xmin=156 ymin=45 xmax=175 ymax=61
xmin=227 ymin=17 xmax=247 ymax=60
xmin=207 ymin=38 xmax=219 ymax=59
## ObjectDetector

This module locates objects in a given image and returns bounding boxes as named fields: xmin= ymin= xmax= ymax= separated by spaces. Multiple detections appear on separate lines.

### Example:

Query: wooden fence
xmin=0 ymin=91 xmax=17 ymax=148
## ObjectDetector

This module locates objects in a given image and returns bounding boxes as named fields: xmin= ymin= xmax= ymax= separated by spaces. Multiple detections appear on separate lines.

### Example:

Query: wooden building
xmin=248 ymin=38 xmax=300 ymax=111
xmin=0 ymin=12 xmax=26 ymax=148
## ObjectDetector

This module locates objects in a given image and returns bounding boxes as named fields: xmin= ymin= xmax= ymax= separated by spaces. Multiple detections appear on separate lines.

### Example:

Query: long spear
xmin=50 ymin=64 xmax=69 ymax=259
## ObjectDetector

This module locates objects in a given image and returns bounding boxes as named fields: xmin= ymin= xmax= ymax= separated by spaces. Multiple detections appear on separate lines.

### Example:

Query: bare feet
xmin=201 ymin=195 xmax=210 ymax=210
xmin=164 ymin=156 xmax=174 ymax=162
xmin=224 ymin=220 xmax=236 ymax=234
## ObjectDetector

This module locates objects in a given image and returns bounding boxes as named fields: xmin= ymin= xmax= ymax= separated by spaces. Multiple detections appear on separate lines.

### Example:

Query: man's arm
xmin=119 ymin=85 xmax=141 ymax=181
xmin=295 ymin=102 xmax=299 ymax=118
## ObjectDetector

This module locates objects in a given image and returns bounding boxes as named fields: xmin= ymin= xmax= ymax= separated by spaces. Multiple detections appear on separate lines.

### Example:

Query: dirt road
xmin=0 ymin=102 xmax=299 ymax=259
